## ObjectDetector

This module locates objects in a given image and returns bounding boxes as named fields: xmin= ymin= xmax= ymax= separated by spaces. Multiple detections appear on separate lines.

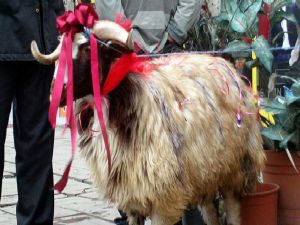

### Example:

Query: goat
xmin=31 ymin=20 xmax=265 ymax=225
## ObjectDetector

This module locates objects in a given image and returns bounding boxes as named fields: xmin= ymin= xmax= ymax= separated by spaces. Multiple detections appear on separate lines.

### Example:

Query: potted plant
xmin=261 ymin=77 xmax=300 ymax=225
xmin=187 ymin=0 xmax=300 ymax=225
xmin=240 ymin=182 xmax=280 ymax=225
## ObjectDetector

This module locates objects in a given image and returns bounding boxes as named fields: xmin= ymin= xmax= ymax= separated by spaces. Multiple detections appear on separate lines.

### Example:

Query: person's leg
xmin=0 ymin=62 xmax=16 ymax=201
xmin=13 ymin=61 xmax=55 ymax=225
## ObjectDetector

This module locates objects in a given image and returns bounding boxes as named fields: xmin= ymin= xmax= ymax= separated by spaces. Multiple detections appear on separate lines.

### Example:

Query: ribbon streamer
xmin=51 ymin=4 xmax=151 ymax=192
xmin=50 ymin=4 xmax=101 ymax=192
xmin=90 ymin=33 xmax=112 ymax=173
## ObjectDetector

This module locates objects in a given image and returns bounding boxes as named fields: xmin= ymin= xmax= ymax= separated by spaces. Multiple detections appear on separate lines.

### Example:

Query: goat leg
xmin=223 ymin=191 xmax=240 ymax=225
xmin=198 ymin=201 xmax=221 ymax=225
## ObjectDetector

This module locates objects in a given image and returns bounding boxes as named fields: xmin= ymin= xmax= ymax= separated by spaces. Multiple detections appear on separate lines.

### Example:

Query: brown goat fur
xmin=74 ymin=54 xmax=265 ymax=225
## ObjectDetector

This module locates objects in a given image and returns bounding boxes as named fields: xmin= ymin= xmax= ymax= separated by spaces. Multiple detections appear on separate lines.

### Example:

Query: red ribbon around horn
xmin=50 ymin=4 xmax=112 ymax=192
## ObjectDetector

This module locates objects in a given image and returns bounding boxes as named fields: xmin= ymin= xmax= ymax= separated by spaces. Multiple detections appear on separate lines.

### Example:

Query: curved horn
xmin=31 ymin=38 xmax=62 ymax=65
xmin=126 ymin=30 xmax=134 ymax=51
xmin=92 ymin=20 xmax=134 ymax=50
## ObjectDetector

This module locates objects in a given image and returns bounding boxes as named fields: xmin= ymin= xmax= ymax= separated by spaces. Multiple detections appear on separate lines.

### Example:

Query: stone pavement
xmin=0 ymin=126 xmax=120 ymax=225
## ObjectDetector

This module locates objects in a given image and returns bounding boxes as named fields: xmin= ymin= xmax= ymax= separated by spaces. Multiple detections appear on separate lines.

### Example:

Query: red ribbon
xmin=51 ymin=4 xmax=103 ymax=192
xmin=102 ymin=53 xmax=151 ymax=95
xmin=90 ymin=34 xmax=112 ymax=173
xmin=51 ymin=4 xmax=153 ymax=192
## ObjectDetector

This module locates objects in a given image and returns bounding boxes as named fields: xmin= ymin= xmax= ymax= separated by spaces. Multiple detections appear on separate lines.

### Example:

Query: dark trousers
xmin=0 ymin=61 xmax=55 ymax=225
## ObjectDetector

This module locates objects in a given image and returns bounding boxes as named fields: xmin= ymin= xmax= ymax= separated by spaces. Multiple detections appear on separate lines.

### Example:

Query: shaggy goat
xmin=32 ymin=20 xmax=265 ymax=225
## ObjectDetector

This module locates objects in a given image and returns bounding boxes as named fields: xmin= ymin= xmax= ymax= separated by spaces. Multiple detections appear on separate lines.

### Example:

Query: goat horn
xmin=31 ymin=38 xmax=62 ymax=65
xmin=92 ymin=20 xmax=134 ymax=50
xmin=126 ymin=30 xmax=134 ymax=51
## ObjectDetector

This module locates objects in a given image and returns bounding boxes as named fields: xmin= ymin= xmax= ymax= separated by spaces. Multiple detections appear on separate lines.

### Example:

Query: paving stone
xmin=3 ymin=126 xmax=125 ymax=225
xmin=54 ymin=176 xmax=91 ymax=196
xmin=55 ymin=193 xmax=69 ymax=200
xmin=54 ymin=213 xmax=115 ymax=225
xmin=3 ymin=161 xmax=16 ymax=174
xmin=0 ymin=209 xmax=17 ymax=225
xmin=0 ymin=205 xmax=16 ymax=215
xmin=0 ymin=194 xmax=18 ymax=207
xmin=1 ymin=177 xmax=17 ymax=197
xmin=0 ymin=179 xmax=17 ymax=211
xmin=78 ymin=189 xmax=100 ymax=200
xmin=55 ymin=196 xmax=119 ymax=220
xmin=3 ymin=171 xmax=15 ymax=179
xmin=54 ymin=206 xmax=80 ymax=219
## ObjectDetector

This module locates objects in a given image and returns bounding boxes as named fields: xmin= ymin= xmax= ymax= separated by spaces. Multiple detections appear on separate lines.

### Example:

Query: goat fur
xmin=75 ymin=54 xmax=265 ymax=225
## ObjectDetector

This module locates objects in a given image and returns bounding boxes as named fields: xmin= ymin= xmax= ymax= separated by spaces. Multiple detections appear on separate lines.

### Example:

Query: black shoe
xmin=114 ymin=217 xmax=128 ymax=225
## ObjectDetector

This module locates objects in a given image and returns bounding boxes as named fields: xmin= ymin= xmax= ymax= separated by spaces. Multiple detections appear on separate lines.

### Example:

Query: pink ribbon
xmin=50 ymin=4 xmax=103 ymax=192
xmin=51 ymin=4 xmax=152 ymax=192
xmin=90 ymin=33 xmax=112 ymax=173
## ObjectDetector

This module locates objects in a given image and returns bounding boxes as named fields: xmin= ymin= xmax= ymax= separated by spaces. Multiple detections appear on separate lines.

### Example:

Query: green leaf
xmin=220 ymin=0 xmax=233 ymax=15
xmin=223 ymin=40 xmax=250 ymax=54
xmin=291 ymin=82 xmax=300 ymax=96
xmin=274 ymin=112 xmax=288 ymax=126
xmin=251 ymin=36 xmax=274 ymax=72
xmin=297 ymin=0 xmax=300 ymax=8
xmin=240 ymin=0 xmax=259 ymax=12
xmin=271 ymin=11 xmax=298 ymax=25
xmin=286 ymin=96 xmax=300 ymax=106
xmin=262 ymin=125 xmax=288 ymax=141
xmin=247 ymin=17 xmax=259 ymax=36
xmin=275 ymin=111 xmax=295 ymax=132
xmin=241 ymin=0 xmax=263 ymax=29
xmin=261 ymin=97 xmax=286 ymax=114
xmin=228 ymin=0 xmax=238 ymax=13
xmin=217 ymin=0 xmax=235 ymax=22
xmin=216 ymin=13 xmax=232 ymax=22
xmin=230 ymin=10 xmax=248 ymax=33
xmin=271 ymin=0 xmax=293 ymax=13
xmin=279 ymin=130 xmax=298 ymax=149
xmin=263 ymin=0 xmax=274 ymax=4
xmin=221 ymin=0 xmax=248 ymax=33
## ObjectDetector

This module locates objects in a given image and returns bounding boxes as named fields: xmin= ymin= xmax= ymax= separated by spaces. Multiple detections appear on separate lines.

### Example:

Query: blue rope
xmin=137 ymin=46 xmax=300 ymax=58
xmin=82 ymin=28 xmax=300 ymax=59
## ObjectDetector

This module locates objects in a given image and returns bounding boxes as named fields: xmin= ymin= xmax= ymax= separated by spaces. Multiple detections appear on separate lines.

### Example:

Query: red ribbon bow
xmin=50 ymin=4 xmax=112 ymax=192
xmin=57 ymin=4 xmax=98 ymax=33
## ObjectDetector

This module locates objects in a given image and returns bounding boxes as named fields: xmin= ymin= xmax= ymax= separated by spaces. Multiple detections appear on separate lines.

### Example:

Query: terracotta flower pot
xmin=263 ymin=150 xmax=300 ymax=225
xmin=241 ymin=183 xmax=279 ymax=225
